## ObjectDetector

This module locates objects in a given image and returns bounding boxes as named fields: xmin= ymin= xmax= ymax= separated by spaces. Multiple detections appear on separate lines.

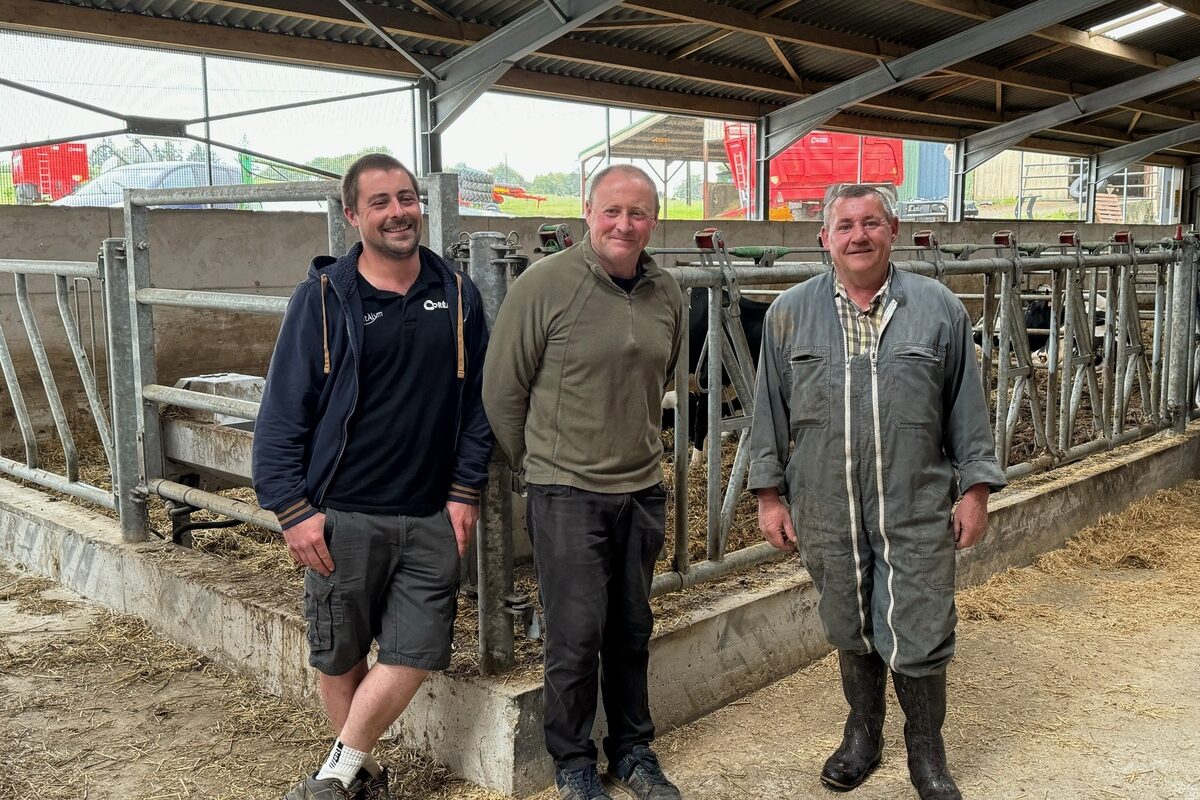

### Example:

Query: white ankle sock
xmin=316 ymin=739 xmax=368 ymax=788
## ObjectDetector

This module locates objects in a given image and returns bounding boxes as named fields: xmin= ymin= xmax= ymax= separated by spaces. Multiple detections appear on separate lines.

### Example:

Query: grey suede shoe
xmin=356 ymin=767 xmax=389 ymax=800
xmin=283 ymin=774 xmax=361 ymax=800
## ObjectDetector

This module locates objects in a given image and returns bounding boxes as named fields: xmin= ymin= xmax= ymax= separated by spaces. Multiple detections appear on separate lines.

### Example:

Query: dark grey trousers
xmin=526 ymin=482 xmax=666 ymax=771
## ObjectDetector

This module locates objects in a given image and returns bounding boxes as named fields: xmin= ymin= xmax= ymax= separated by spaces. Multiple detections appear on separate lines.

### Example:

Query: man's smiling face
xmin=821 ymin=193 xmax=898 ymax=286
xmin=345 ymin=167 xmax=422 ymax=261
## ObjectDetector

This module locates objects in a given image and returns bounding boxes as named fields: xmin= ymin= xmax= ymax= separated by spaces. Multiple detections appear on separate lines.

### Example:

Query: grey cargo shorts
xmin=303 ymin=507 xmax=460 ymax=675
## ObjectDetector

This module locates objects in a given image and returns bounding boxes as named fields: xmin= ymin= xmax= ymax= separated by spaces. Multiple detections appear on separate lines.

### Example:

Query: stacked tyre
xmin=458 ymin=167 xmax=495 ymax=205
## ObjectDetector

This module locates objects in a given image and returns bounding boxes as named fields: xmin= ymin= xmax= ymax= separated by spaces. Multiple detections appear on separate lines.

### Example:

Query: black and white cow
xmin=974 ymin=286 xmax=1107 ymax=363
xmin=662 ymin=291 xmax=770 ymax=461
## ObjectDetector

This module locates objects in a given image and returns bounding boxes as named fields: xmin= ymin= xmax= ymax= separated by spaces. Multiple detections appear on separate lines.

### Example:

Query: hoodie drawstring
xmin=454 ymin=272 xmax=465 ymax=379
xmin=320 ymin=273 xmax=331 ymax=375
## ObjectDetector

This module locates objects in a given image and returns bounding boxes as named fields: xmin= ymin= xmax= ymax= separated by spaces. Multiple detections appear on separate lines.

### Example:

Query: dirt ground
xmin=3 ymin=480 xmax=1200 ymax=800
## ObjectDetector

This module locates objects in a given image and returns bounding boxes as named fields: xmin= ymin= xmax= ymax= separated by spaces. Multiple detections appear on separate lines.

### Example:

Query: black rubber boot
xmin=819 ymin=650 xmax=887 ymax=791
xmin=892 ymin=670 xmax=962 ymax=800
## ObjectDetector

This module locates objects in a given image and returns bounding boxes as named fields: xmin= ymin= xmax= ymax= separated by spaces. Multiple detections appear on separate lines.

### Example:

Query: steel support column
xmin=417 ymin=79 xmax=443 ymax=175
xmin=754 ymin=122 xmax=769 ymax=222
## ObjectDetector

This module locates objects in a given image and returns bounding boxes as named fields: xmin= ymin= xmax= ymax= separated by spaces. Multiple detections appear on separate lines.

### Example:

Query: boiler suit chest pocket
xmin=887 ymin=343 xmax=944 ymax=429
xmin=786 ymin=346 xmax=830 ymax=428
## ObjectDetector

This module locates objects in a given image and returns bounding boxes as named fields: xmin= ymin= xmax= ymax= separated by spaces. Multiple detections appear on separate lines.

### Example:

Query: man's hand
xmin=757 ymin=488 xmax=798 ymax=551
xmin=283 ymin=512 xmax=335 ymax=576
xmin=953 ymin=484 xmax=990 ymax=550
xmin=447 ymin=501 xmax=479 ymax=557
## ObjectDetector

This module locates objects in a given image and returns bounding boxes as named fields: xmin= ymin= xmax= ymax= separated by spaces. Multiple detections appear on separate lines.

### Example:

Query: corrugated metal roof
xmin=774 ymin=0 xmax=979 ymax=50
xmin=14 ymin=0 xmax=1200 ymax=162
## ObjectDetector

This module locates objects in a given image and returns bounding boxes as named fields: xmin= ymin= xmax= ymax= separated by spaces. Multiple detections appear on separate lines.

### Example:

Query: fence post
xmin=124 ymin=197 xmax=166 ymax=487
xmin=426 ymin=172 xmax=461 ymax=259
xmin=326 ymin=196 xmax=347 ymax=257
xmin=101 ymin=238 xmax=149 ymax=542
xmin=1168 ymin=236 xmax=1196 ymax=433
xmin=467 ymin=231 xmax=515 ymax=674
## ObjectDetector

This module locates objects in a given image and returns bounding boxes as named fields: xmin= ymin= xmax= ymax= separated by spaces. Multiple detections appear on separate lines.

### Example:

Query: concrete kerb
xmin=0 ymin=424 xmax=1198 ymax=795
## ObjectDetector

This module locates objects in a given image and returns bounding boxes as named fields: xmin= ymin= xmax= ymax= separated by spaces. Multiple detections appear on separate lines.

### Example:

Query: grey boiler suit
xmin=748 ymin=267 xmax=1006 ymax=677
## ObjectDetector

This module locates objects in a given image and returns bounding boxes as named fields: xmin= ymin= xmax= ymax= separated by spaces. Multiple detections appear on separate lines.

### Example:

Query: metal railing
xmin=646 ymin=227 xmax=1200 ymax=606
xmin=3 ymin=209 xmax=1198 ymax=678
xmin=0 ymin=255 xmax=117 ymax=509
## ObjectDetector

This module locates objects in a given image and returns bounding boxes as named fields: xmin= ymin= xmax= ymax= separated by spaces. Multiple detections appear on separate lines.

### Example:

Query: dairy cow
xmin=663 ymin=292 xmax=770 ymax=461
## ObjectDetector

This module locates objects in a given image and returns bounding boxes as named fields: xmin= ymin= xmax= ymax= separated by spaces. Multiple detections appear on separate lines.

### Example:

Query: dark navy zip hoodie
xmin=252 ymin=242 xmax=493 ymax=530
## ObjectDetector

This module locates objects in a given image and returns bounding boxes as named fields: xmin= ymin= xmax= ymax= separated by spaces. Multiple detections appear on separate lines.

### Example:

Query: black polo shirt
xmin=323 ymin=262 xmax=458 ymax=516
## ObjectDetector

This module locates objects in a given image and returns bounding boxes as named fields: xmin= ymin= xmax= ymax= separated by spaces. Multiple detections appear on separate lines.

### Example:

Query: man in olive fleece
xmin=482 ymin=165 xmax=685 ymax=800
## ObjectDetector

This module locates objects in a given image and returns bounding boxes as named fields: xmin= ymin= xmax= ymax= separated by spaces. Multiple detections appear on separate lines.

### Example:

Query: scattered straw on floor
xmin=0 ymin=601 xmax=506 ymax=800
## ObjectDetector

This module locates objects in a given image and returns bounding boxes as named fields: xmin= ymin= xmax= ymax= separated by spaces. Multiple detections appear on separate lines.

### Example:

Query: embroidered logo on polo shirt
xmin=364 ymin=311 xmax=384 ymax=325
xmin=424 ymin=299 xmax=449 ymax=311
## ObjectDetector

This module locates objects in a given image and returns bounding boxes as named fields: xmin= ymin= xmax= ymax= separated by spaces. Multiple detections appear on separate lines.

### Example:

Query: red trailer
xmin=11 ymin=144 xmax=90 ymax=204
xmin=723 ymin=124 xmax=903 ymax=220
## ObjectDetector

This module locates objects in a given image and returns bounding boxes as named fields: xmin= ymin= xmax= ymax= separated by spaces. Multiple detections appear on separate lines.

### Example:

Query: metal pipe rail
xmin=126 ymin=180 xmax=341 ymax=207
xmin=136 ymin=288 xmax=289 ymax=316
xmin=662 ymin=252 xmax=1176 ymax=287
xmin=0 ymin=259 xmax=102 ymax=279
xmin=150 ymin=478 xmax=281 ymax=532
xmin=142 ymin=384 xmax=260 ymax=422
xmin=651 ymin=541 xmax=787 ymax=597
xmin=0 ymin=455 xmax=115 ymax=509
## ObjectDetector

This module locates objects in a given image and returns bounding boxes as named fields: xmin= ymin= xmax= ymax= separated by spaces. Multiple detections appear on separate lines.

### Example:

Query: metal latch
xmin=503 ymin=594 xmax=542 ymax=640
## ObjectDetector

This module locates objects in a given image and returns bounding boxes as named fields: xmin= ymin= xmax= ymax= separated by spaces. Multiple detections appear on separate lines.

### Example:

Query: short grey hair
xmin=822 ymin=183 xmax=897 ymax=229
xmin=587 ymin=164 xmax=660 ymax=218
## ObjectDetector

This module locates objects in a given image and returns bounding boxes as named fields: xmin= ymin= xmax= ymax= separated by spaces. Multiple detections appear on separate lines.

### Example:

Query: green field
xmin=480 ymin=193 xmax=706 ymax=220
xmin=0 ymin=168 xmax=15 ymax=205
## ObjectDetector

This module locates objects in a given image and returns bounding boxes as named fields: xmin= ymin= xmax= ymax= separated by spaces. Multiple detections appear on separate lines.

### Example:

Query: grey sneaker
xmin=556 ymin=764 xmax=614 ymax=800
xmin=283 ymin=774 xmax=361 ymax=800
xmin=355 ymin=767 xmax=389 ymax=800
xmin=607 ymin=746 xmax=681 ymax=800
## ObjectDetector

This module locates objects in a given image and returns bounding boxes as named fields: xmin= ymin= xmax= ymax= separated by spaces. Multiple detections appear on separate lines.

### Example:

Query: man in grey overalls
xmin=749 ymin=184 xmax=1006 ymax=800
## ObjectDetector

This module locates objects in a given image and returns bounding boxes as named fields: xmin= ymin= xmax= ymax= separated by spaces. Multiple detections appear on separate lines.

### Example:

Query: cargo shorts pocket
xmin=303 ymin=571 xmax=341 ymax=652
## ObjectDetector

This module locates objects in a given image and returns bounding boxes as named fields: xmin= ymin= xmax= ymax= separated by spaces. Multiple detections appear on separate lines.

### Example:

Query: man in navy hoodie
xmin=253 ymin=153 xmax=492 ymax=800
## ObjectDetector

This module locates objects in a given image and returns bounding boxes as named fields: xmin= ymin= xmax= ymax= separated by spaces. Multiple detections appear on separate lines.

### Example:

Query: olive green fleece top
xmin=482 ymin=238 xmax=684 ymax=492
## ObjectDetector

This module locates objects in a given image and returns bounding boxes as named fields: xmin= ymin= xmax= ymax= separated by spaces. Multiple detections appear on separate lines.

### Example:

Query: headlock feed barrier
xmin=1 ymin=177 xmax=1198 ymax=676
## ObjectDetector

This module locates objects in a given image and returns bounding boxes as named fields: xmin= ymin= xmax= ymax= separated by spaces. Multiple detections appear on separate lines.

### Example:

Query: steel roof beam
xmin=1094 ymin=122 xmax=1200 ymax=186
xmin=625 ymin=0 xmax=1199 ymax=124
xmin=963 ymin=55 xmax=1200 ymax=172
xmin=904 ymin=0 xmax=1179 ymax=71
xmin=428 ymin=0 xmax=622 ymax=133
xmin=335 ymin=0 xmax=437 ymax=80
xmin=762 ymin=0 xmax=1113 ymax=159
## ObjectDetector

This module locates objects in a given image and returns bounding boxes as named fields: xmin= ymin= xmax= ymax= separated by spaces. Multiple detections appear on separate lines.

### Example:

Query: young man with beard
xmin=483 ymin=164 xmax=685 ymax=800
xmin=253 ymin=153 xmax=492 ymax=800
xmin=750 ymin=184 xmax=1006 ymax=800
